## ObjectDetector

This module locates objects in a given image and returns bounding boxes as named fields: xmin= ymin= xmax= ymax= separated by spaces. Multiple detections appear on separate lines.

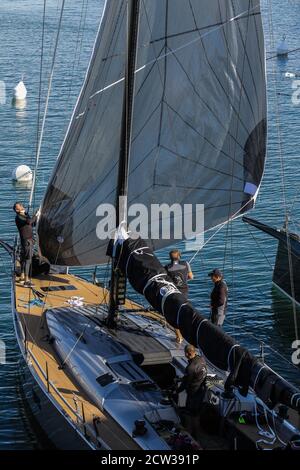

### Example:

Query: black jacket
xmin=165 ymin=260 xmax=191 ymax=294
xmin=210 ymin=280 xmax=228 ymax=309
xmin=178 ymin=355 xmax=207 ymax=396
xmin=15 ymin=212 xmax=37 ymax=242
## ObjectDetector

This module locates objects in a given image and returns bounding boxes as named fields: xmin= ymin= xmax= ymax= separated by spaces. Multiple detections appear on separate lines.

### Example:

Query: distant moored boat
xmin=13 ymin=80 xmax=27 ymax=100
xmin=243 ymin=216 xmax=300 ymax=307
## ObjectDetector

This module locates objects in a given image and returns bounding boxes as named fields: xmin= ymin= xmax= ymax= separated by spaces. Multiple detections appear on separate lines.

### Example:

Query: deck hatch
xmin=96 ymin=373 xmax=115 ymax=387
xmin=110 ymin=361 xmax=146 ymax=382
xmin=40 ymin=285 xmax=77 ymax=292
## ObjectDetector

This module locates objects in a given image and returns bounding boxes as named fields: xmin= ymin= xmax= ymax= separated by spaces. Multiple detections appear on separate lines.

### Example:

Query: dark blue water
xmin=0 ymin=0 xmax=299 ymax=449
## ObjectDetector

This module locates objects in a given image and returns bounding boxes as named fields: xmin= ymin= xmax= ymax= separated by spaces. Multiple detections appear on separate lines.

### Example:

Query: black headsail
xmin=39 ymin=0 xmax=267 ymax=266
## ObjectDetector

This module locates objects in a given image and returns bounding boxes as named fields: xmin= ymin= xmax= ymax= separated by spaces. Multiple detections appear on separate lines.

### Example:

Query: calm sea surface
xmin=0 ymin=0 xmax=299 ymax=449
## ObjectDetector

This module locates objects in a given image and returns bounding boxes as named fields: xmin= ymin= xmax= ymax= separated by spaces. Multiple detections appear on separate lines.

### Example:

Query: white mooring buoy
xmin=12 ymin=165 xmax=33 ymax=183
xmin=277 ymin=35 xmax=289 ymax=57
xmin=14 ymin=80 xmax=27 ymax=100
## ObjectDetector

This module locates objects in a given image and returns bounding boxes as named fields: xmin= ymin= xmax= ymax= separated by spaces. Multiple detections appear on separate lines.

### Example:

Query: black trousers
xmin=20 ymin=238 xmax=33 ymax=278
xmin=185 ymin=388 xmax=206 ymax=415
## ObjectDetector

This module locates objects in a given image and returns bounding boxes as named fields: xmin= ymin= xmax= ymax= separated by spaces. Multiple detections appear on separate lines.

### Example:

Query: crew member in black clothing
xmin=177 ymin=344 xmax=207 ymax=413
xmin=165 ymin=249 xmax=193 ymax=343
xmin=208 ymin=268 xmax=228 ymax=327
xmin=175 ymin=345 xmax=207 ymax=440
xmin=176 ymin=344 xmax=206 ymax=439
xmin=13 ymin=202 xmax=40 ymax=287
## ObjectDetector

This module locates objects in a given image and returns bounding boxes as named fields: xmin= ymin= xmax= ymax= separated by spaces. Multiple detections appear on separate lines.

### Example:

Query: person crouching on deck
xmin=165 ymin=249 xmax=193 ymax=344
xmin=13 ymin=202 xmax=40 ymax=287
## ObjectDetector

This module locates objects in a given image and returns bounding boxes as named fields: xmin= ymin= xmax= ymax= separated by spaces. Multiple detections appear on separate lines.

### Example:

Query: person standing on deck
xmin=13 ymin=202 xmax=40 ymax=287
xmin=208 ymin=268 xmax=228 ymax=327
xmin=176 ymin=344 xmax=207 ymax=439
xmin=165 ymin=249 xmax=194 ymax=343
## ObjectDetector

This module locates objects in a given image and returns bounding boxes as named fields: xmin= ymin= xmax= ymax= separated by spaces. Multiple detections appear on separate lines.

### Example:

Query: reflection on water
xmin=13 ymin=98 xmax=27 ymax=119
xmin=12 ymin=98 xmax=27 ymax=111
xmin=11 ymin=180 xmax=33 ymax=190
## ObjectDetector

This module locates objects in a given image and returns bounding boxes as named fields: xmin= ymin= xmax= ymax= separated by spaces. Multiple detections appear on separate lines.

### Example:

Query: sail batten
xmin=39 ymin=0 xmax=267 ymax=267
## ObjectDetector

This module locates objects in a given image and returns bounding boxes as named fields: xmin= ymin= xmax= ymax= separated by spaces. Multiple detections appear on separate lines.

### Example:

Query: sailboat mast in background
xmin=107 ymin=0 xmax=141 ymax=327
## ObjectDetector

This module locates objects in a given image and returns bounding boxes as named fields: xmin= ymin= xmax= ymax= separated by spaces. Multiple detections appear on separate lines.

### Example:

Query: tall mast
xmin=107 ymin=0 xmax=140 ymax=327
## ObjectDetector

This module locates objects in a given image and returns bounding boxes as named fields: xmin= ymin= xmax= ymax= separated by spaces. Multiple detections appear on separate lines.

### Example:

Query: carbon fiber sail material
xmin=39 ymin=0 xmax=267 ymax=266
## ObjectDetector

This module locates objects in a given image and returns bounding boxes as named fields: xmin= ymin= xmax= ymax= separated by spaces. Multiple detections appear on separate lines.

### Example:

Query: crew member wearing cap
xmin=208 ymin=268 xmax=228 ymax=327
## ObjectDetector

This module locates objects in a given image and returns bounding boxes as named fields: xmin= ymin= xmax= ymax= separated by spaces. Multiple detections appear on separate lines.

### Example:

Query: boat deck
xmin=14 ymin=272 xmax=144 ymax=450
xmin=14 ymin=271 xmax=299 ymax=450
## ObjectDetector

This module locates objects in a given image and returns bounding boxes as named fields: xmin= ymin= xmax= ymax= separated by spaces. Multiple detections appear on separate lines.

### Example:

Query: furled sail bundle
xmin=116 ymin=236 xmax=300 ymax=413
xmin=39 ymin=0 xmax=267 ymax=266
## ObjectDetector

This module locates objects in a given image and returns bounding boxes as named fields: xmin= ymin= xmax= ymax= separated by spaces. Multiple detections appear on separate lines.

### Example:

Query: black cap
xmin=208 ymin=268 xmax=223 ymax=278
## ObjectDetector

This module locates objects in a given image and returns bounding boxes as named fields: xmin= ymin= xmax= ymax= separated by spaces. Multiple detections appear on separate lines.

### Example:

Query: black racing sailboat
xmin=1 ymin=0 xmax=300 ymax=450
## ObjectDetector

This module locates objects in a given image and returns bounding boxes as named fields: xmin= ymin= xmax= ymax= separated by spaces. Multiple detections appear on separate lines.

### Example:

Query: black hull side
xmin=243 ymin=217 xmax=300 ymax=305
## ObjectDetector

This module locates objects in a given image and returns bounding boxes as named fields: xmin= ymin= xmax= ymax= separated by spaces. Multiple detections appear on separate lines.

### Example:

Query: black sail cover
xmin=117 ymin=237 xmax=300 ymax=413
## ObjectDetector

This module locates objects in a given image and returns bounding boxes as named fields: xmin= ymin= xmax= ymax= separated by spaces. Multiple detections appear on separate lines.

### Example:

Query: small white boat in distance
xmin=14 ymin=80 xmax=27 ymax=100
xmin=277 ymin=35 xmax=289 ymax=57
